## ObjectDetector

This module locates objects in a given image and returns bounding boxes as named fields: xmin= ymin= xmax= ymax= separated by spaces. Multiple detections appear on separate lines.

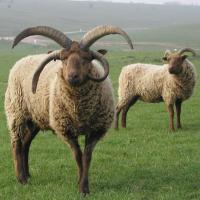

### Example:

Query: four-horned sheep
xmin=114 ymin=48 xmax=197 ymax=131
xmin=4 ymin=25 xmax=133 ymax=195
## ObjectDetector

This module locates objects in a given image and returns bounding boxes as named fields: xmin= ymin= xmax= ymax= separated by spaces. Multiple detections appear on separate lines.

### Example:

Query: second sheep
xmin=114 ymin=48 xmax=197 ymax=131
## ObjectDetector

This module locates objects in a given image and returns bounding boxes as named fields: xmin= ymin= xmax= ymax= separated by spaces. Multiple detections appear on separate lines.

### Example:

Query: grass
xmin=0 ymin=43 xmax=200 ymax=200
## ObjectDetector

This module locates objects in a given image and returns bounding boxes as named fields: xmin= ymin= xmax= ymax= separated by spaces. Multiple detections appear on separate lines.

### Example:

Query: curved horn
xmin=88 ymin=51 xmax=109 ymax=82
xmin=12 ymin=26 xmax=72 ymax=49
xmin=164 ymin=49 xmax=171 ymax=57
xmin=32 ymin=50 xmax=61 ymax=93
xmin=80 ymin=25 xmax=133 ymax=50
xmin=179 ymin=48 xmax=196 ymax=56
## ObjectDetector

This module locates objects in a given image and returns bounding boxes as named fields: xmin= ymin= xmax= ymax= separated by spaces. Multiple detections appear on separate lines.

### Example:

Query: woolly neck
xmin=57 ymin=73 xmax=100 ymax=98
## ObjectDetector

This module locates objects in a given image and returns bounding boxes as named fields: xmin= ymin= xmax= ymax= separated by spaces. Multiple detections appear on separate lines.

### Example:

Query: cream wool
xmin=115 ymin=49 xmax=197 ymax=131
xmin=118 ymin=61 xmax=196 ymax=105
xmin=5 ymin=54 xmax=114 ymax=140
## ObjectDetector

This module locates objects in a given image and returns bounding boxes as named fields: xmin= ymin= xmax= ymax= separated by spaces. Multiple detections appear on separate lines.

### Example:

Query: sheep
xmin=114 ymin=48 xmax=196 ymax=132
xmin=5 ymin=25 xmax=133 ymax=195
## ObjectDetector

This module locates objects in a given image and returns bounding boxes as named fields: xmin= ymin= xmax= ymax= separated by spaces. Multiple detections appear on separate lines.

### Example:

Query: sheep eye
xmin=60 ymin=55 xmax=68 ymax=61
xmin=162 ymin=57 xmax=168 ymax=61
xmin=82 ymin=60 xmax=89 ymax=65
xmin=82 ymin=57 xmax=91 ymax=64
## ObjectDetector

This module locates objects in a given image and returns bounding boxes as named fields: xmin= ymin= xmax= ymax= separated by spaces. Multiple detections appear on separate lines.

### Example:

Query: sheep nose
xmin=69 ymin=73 xmax=79 ymax=80
xmin=68 ymin=74 xmax=80 ymax=86
xmin=169 ymin=68 xmax=174 ymax=74
xmin=169 ymin=68 xmax=177 ymax=74
xmin=73 ymin=74 xmax=79 ymax=80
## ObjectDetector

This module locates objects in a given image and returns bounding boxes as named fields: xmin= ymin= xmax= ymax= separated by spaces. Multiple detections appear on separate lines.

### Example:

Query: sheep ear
xmin=97 ymin=49 xmax=107 ymax=55
xmin=182 ymin=55 xmax=188 ymax=60
xmin=162 ymin=56 xmax=167 ymax=61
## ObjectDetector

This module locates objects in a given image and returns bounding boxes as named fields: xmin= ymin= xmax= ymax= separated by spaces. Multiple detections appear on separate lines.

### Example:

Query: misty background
xmin=74 ymin=0 xmax=200 ymax=6
xmin=0 ymin=0 xmax=200 ymax=51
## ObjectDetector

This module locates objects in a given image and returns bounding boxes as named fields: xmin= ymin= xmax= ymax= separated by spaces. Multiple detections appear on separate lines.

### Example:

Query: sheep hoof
xmin=80 ymin=181 xmax=90 ymax=196
xmin=17 ymin=176 xmax=28 ymax=185
xmin=177 ymin=125 xmax=182 ymax=129
xmin=80 ymin=188 xmax=90 ymax=196
xmin=81 ymin=192 xmax=90 ymax=197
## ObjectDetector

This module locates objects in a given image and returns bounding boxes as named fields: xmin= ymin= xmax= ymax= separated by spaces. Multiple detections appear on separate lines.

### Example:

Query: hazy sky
xmin=75 ymin=0 xmax=200 ymax=5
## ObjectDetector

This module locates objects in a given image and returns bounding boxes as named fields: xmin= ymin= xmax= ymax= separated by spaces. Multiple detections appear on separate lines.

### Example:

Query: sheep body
xmin=115 ymin=58 xmax=196 ymax=130
xmin=118 ymin=61 xmax=196 ymax=105
xmin=5 ymin=25 xmax=134 ymax=195
xmin=5 ymin=54 xmax=114 ymax=142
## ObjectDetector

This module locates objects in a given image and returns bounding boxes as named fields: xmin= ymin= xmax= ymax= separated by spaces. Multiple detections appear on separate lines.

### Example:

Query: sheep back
xmin=118 ymin=60 xmax=196 ymax=106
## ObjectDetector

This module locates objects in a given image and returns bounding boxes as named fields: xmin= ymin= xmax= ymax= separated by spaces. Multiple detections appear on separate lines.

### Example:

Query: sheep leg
xmin=167 ymin=104 xmax=175 ymax=131
xmin=67 ymin=137 xmax=83 ymax=184
xmin=121 ymin=96 xmax=138 ymax=128
xmin=22 ymin=124 xmax=40 ymax=178
xmin=80 ymin=131 xmax=104 ymax=195
xmin=12 ymin=138 xmax=27 ymax=184
xmin=114 ymin=103 xmax=125 ymax=130
xmin=175 ymin=99 xmax=182 ymax=129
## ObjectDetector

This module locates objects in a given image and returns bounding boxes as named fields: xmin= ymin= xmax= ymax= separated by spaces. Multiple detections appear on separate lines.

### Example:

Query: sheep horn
xmin=87 ymin=51 xmax=109 ymax=82
xmin=32 ymin=50 xmax=61 ymax=93
xmin=179 ymin=48 xmax=196 ymax=56
xmin=12 ymin=26 xmax=72 ymax=49
xmin=164 ymin=49 xmax=171 ymax=57
xmin=80 ymin=25 xmax=133 ymax=50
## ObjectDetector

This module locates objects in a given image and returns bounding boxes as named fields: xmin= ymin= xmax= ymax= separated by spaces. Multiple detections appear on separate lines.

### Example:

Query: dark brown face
xmin=163 ymin=54 xmax=188 ymax=75
xmin=60 ymin=43 xmax=93 ymax=87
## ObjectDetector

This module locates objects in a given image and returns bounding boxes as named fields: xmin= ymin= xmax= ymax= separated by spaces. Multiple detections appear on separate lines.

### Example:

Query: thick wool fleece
xmin=5 ymin=54 xmax=114 ymax=142
xmin=118 ymin=59 xmax=196 ymax=107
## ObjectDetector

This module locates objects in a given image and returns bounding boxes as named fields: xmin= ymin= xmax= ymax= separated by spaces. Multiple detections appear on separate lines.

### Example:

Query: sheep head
xmin=162 ymin=48 xmax=196 ymax=75
xmin=59 ymin=42 xmax=97 ymax=87
xmin=12 ymin=25 xmax=133 ymax=93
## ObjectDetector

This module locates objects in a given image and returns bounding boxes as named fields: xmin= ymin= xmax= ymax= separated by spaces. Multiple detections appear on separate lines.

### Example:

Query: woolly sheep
xmin=114 ymin=48 xmax=197 ymax=132
xmin=5 ymin=25 xmax=133 ymax=195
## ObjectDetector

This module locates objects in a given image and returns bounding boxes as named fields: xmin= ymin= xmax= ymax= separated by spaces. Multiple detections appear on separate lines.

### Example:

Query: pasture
xmin=0 ymin=41 xmax=200 ymax=200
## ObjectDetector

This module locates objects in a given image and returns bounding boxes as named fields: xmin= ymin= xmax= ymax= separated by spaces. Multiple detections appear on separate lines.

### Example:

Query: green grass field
xmin=0 ymin=42 xmax=200 ymax=200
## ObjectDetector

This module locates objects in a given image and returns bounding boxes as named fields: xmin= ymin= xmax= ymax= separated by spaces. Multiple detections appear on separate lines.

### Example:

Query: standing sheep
xmin=114 ymin=48 xmax=196 ymax=131
xmin=5 ymin=25 xmax=133 ymax=195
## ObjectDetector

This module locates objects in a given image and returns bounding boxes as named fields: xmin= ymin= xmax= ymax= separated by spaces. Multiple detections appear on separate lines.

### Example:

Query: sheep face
xmin=163 ymin=54 xmax=188 ymax=75
xmin=60 ymin=42 xmax=93 ymax=87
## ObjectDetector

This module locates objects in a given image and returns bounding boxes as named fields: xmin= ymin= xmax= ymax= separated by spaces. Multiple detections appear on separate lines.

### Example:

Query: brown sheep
xmin=5 ymin=25 xmax=133 ymax=195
